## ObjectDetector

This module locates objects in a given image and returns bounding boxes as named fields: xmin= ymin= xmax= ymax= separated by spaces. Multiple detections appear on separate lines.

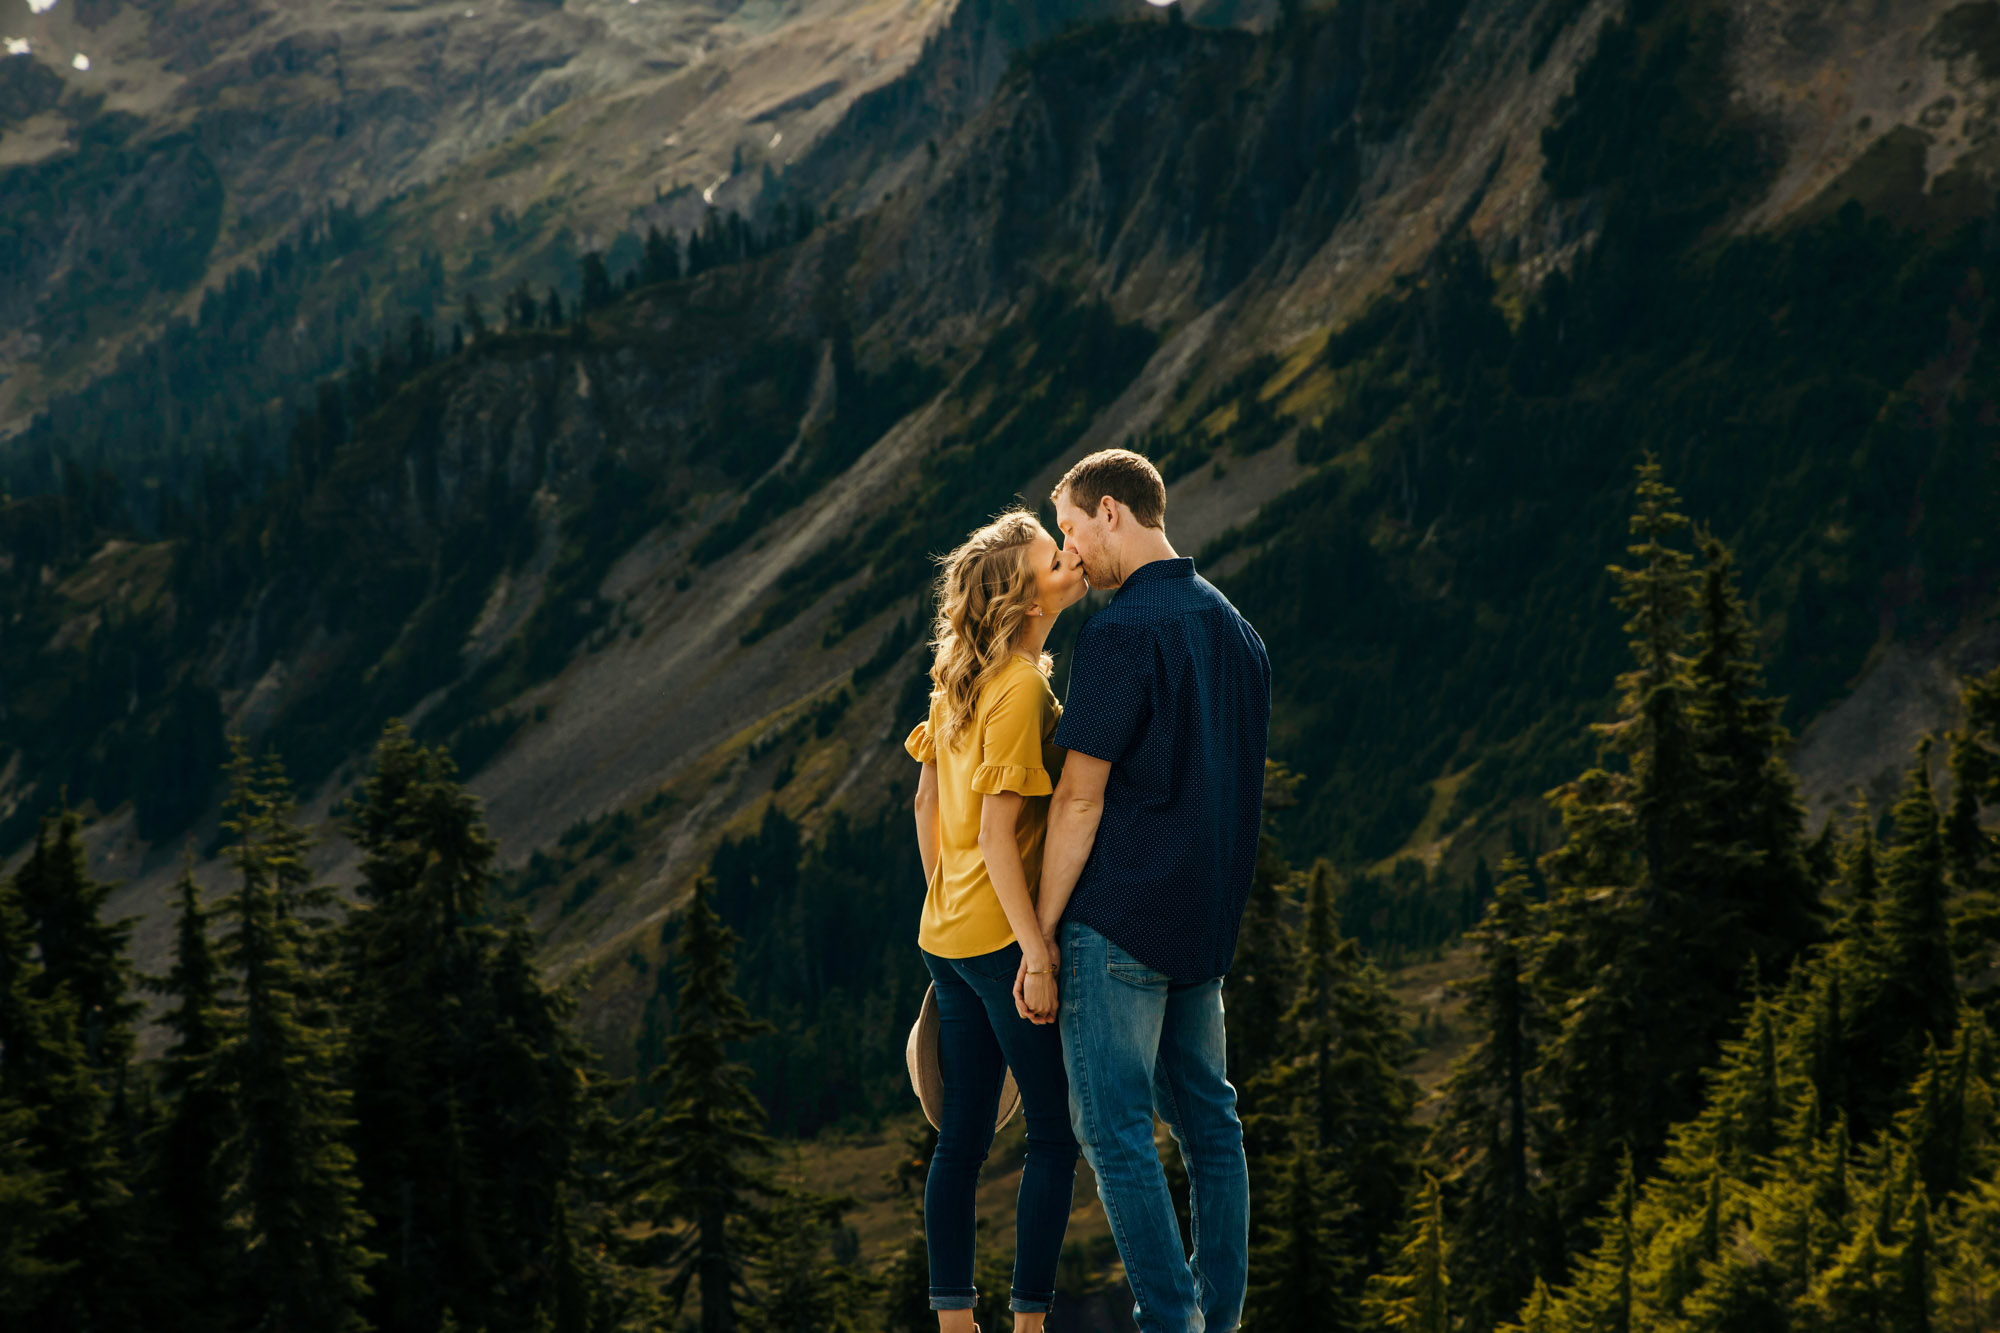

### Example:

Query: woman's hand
xmin=1013 ymin=935 xmax=1061 ymax=1024
xmin=1021 ymin=970 xmax=1058 ymax=1023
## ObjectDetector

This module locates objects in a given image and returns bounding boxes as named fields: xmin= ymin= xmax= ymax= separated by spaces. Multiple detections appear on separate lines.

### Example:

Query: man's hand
xmin=1013 ymin=936 xmax=1061 ymax=1024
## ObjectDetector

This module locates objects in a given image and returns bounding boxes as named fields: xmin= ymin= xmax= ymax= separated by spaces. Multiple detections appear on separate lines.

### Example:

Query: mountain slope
xmin=5 ymin=0 xmax=2000 ymax=1097
xmin=0 ymin=0 xmax=1077 ymax=436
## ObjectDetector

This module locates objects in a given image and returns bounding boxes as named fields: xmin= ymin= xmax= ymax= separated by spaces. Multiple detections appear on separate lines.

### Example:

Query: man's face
xmin=1054 ymin=491 xmax=1120 ymax=590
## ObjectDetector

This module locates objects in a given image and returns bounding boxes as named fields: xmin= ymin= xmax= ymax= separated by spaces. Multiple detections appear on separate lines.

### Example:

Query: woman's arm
xmin=978 ymin=792 xmax=1058 ymax=1017
xmin=914 ymin=762 xmax=941 ymax=887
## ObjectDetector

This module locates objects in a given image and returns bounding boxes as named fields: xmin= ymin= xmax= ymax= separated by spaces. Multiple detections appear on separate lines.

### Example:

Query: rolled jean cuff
xmin=929 ymin=1289 xmax=977 ymax=1311
xmin=1011 ymin=1289 xmax=1056 ymax=1313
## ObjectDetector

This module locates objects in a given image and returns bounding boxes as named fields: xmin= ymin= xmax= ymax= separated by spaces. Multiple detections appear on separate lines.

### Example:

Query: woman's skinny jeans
xmin=921 ymin=942 xmax=1080 ymax=1314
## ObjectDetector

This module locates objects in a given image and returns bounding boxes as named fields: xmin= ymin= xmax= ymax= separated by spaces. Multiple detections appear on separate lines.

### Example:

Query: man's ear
xmin=1099 ymin=494 xmax=1121 ymax=530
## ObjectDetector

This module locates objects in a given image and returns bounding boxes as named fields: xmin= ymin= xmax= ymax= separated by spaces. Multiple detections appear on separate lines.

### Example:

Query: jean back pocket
xmin=1106 ymin=939 xmax=1168 ymax=989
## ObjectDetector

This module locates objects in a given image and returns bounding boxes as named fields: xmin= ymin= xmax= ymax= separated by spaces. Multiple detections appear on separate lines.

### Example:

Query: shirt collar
xmin=1113 ymin=556 xmax=1194 ymax=598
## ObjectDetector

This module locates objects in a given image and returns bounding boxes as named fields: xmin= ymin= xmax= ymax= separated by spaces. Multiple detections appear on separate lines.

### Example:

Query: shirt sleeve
xmin=1054 ymin=619 xmax=1149 ymax=763
xmin=970 ymin=671 xmax=1055 ymax=796
xmin=904 ymin=720 xmax=936 ymax=764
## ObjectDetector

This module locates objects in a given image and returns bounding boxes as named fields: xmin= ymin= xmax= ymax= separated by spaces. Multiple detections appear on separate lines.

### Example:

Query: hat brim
xmin=907 ymin=981 xmax=1023 ymax=1133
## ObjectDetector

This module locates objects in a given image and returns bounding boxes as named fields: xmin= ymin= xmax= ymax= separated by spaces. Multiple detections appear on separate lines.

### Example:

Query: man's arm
xmin=1036 ymin=752 xmax=1111 ymax=937
xmin=1011 ymin=752 xmax=1112 ymax=1023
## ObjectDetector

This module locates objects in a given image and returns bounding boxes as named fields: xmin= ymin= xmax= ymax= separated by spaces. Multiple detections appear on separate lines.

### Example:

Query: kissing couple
xmin=904 ymin=448 xmax=1272 ymax=1333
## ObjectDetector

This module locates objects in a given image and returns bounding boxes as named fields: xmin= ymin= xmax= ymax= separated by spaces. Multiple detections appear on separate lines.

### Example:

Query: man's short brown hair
xmin=1052 ymin=448 xmax=1166 ymax=529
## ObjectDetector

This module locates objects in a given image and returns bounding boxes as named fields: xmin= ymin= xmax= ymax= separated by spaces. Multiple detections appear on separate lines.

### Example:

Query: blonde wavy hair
xmin=928 ymin=509 xmax=1053 ymax=747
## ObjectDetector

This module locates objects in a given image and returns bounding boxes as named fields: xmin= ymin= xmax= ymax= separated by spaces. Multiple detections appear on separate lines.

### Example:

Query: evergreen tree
xmin=404 ymin=314 xmax=434 ymax=371
xmin=635 ymin=872 xmax=775 ymax=1332
xmin=750 ymin=1178 xmax=875 ymax=1333
xmin=1945 ymin=668 xmax=2000 ymax=1021
xmin=1839 ymin=802 xmax=1882 ymax=958
xmin=141 ymin=857 xmax=234 ymax=1328
xmin=488 ymin=911 xmax=619 ymax=1321
xmin=1879 ymin=741 xmax=1959 ymax=1042
xmin=1 ymin=804 xmax=141 ymax=1330
xmin=1532 ymin=465 xmax=1823 ymax=1260
xmin=1894 ymin=1023 xmax=1993 ymax=1212
xmin=0 ymin=859 xmax=129 ymax=1330
xmin=1428 ymin=858 xmax=1545 ymax=1330
xmin=1816 ymin=1222 xmax=1896 ymax=1333
xmin=1807 ymin=815 xmax=1842 ymax=892
xmin=1606 ymin=460 xmax=1704 ymax=920
xmin=545 ymin=1193 xmax=593 ymax=1333
xmin=1253 ymin=858 xmax=1421 ymax=1278
xmin=344 ymin=720 xmax=599 ymax=1333
xmin=1799 ymin=963 xmax=1850 ymax=1148
xmin=1226 ymin=761 xmax=1302 ymax=1115
xmin=1815 ymin=1115 xmax=1856 ymax=1247
xmin=1362 ymin=1172 xmax=1449 ymax=1333
xmin=342 ymin=721 xmax=493 ymax=1331
xmin=1244 ymin=1098 xmax=1356 ymax=1333
xmin=0 ymin=1099 xmax=60 ymax=1311
xmin=461 ymin=292 xmax=487 ymax=342
xmin=1532 ymin=465 xmax=1693 ymax=1250
xmin=1565 ymin=1154 xmax=1639 ymax=1333
xmin=12 ymin=804 xmax=138 ymax=1072
xmin=0 ymin=877 xmax=73 ymax=1315
xmin=1935 ymin=1170 xmax=2000 ymax=1333
xmin=875 ymin=1229 xmax=932 ymax=1333
xmin=508 ymin=281 xmax=537 ymax=329
xmin=580 ymin=252 xmax=614 ymax=311
xmin=214 ymin=739 xmax=375 ymax=1333
xmin=1507 ymin=860 xmax=1999 ymax=1333
xmin=1687 ymin=532 xmax=1825 ymax=968
xmin=1898 ymin=1188 xmax=1936 ymax=1333
xmin=1714 ymin=999 xmax=1785 ymax=1170
xmin=1513 ymin=1278 xmax=1555 ymax=1333
xmin=644 ymin=226 xmax=682 ymax=284
xmin=875 ymin=1125 xmax=934 ymax=1331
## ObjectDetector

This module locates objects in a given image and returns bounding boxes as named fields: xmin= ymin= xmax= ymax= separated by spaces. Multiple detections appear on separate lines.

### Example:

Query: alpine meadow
xmin=3 ymin=0 xmax=2000 ymax=1330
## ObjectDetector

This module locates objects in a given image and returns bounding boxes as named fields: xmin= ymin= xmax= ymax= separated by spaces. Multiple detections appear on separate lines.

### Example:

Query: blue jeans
xmin=921 ymin=943 xmax=1080 ymax=1313
xmin=1059 ymin=921 xmax=1248 ymax=1333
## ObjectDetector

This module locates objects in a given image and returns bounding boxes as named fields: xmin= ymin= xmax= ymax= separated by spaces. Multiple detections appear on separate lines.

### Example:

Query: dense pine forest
xmin=3 ymin=466 xmax=1996 ymax=1332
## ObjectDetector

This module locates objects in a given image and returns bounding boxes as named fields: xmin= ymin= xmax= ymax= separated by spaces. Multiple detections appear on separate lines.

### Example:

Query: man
xmin=1015 ymin=448 xmax=1271 ymax=1333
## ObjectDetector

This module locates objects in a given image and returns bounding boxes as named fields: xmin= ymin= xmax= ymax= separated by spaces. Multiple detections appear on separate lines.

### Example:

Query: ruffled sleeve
xmin=904 ymin=720 xmax=936 ymax=764
xmin=973 ymin=666 xmax=1055 ymax=797
xmin=970 ymin=762 xmax=1054 ymax=797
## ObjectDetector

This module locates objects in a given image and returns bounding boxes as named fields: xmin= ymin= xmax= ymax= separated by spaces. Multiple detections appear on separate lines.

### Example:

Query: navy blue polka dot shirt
xmin=1054 ymin=557 xmax=1271 ymax=982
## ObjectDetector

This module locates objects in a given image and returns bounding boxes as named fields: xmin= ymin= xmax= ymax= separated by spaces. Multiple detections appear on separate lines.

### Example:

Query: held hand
xmin=1021 ymin=970 xmax=1059 ymax=1023
xmin=1024 ymin=934 xmax=1061 ymax=1023
xmin=1011 ymin=950 xmax=1060 ymax=1024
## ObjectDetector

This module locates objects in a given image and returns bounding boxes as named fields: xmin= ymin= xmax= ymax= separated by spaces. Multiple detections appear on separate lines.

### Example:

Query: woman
xmin=906 ymin=508 xmax=1088 ymax=1333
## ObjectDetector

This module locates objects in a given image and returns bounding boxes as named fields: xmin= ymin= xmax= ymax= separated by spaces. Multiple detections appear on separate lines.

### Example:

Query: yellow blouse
xmin=905 ymin=654 xmax=1066 ymax=959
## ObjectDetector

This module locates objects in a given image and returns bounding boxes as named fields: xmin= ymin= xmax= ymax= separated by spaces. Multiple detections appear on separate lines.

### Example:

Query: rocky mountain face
xmin=0 ymin=0 xmax=1081 ymax=427
xmin=6 ymin=0 xmax=2000 ymax=1072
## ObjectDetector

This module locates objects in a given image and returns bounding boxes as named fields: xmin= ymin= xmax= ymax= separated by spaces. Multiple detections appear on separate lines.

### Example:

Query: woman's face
xmin=1027 ymin=530 xmax=1087 ymax=618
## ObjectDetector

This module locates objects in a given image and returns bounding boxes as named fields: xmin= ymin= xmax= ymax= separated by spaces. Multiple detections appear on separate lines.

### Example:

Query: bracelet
xmin=1025 ymin=966 xmax=1055 ymax=976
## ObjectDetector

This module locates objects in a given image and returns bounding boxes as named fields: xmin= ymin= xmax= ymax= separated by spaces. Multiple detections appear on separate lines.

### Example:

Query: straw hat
xmin=906 ymin=982 xmax=1022 ymax=1132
